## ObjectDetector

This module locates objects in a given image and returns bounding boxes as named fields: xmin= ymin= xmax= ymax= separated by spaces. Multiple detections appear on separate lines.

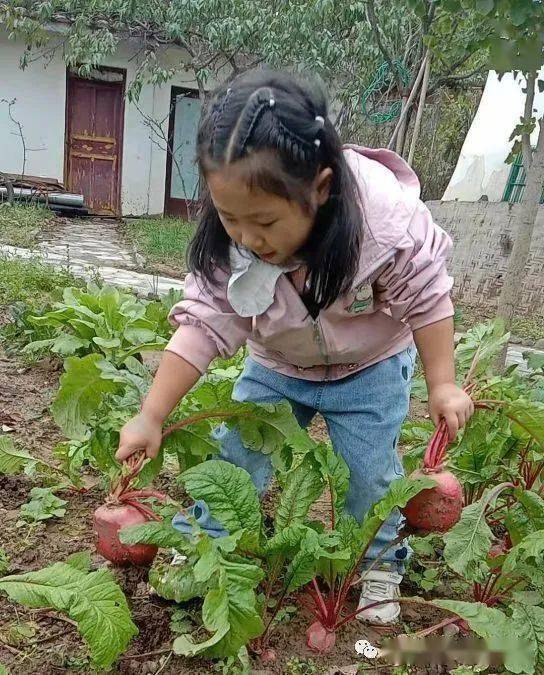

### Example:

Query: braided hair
xmin=189 ymin=67 xmax=363 ymax=312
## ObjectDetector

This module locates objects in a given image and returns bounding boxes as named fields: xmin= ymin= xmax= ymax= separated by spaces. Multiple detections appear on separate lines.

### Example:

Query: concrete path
xmin=0 ymin=242 xmax=185 ymax=297
xmin=38 ymin=217 xmax=137 ymax=270
xmin=0 ymin=218 xmax=185 ymax=297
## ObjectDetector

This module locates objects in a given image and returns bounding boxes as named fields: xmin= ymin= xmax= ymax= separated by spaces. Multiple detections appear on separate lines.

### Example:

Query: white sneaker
xmin=356 ymin=568 xmax=402 ymax=625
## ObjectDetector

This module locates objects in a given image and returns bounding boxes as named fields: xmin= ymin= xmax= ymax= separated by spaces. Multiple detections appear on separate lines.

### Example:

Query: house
xmin=0 ymin=26 xmax=211 ymax=217
xmin=442 ymin=68 xmax=544 ymax=203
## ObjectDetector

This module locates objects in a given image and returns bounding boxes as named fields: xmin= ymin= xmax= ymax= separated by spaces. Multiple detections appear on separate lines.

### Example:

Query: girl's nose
xmin=241 ymin=230 xmax=264 ymax=251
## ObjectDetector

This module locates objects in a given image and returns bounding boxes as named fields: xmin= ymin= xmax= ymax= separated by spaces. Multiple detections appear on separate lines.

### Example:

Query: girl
xmin=116 ymin=68 xmax=473 ymax=625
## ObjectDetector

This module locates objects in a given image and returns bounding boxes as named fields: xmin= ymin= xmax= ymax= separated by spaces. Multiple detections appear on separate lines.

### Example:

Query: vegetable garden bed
xmin=1 ymin=281 xmax=544 ymax=675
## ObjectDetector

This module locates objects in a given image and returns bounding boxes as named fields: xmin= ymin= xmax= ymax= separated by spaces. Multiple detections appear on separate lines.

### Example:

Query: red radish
xmin=94 ymin=451 xmax=168 ymax=567
xmin=260 ymin=648 xmax=277 ymax=664
xmin=402 ymin=419 xmax=464 ymax=533
xmin=94 ymin=502 xmax=159 ymax=567
xmin=306 ymin=621 xmax=336 ymax=653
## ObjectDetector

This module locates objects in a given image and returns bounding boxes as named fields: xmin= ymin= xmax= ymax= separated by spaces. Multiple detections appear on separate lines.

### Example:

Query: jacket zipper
xmin=312 ymin=317 xmax=330 ymax=381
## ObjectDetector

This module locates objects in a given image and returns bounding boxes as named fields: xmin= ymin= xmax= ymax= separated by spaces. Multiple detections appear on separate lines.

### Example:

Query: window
xmin=502 ymin=152 xmax=544 ymax=204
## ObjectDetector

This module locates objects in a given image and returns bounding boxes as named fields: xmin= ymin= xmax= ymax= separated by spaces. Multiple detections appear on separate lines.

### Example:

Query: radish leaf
xmin=274 ymin=458 xmax=323 ymax=531
xmin=181 ymin=460 xmax=261 ymax=550
xmin=0 ymin=561 xmax=137 ymax=668
xmin=443 ymin=500 xmax=494 ymax=582
xmin=0 ymin=436 xmax=35 ymax=475
xmin=52 ymin=354 xmax=120 ymax=440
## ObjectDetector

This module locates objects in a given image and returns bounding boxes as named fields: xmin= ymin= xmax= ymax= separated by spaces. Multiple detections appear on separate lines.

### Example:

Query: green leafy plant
xmin=403 ymin=321 xmax=544 ymax=506
xmin=0 ymin=435 xmax=75 ymax=489
xmin=0 ymin=548 xmax=9 ymax=576
xmin=120 ymin=449 xmax=435 ymax=659
xmin=50 ymin=353 xmax=304 ymax=487
xmin=0 ymin=552 xmax=137 ymax=669
xmin=18 ymin=486 xmax=68 ymax=523
xmin=22 ymin=283 xmax=172 ymax=366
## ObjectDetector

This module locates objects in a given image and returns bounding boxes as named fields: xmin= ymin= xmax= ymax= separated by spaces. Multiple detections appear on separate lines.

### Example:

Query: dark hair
xmin=188 ymin=67 xmax=363 ymax=312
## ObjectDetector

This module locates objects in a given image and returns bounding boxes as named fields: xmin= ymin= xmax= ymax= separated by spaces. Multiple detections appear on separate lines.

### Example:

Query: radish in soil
xmin=306 ymin=621 xmax=336 ymax=653
xmin=402 ymin=419 xmax=463 ymax=534
xmin=93 ymin=452 xmax=168 ymax=567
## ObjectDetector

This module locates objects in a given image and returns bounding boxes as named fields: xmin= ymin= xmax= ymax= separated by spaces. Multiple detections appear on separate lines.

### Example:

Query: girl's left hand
xmin=428 ymin=382 xmax=475 ymax=441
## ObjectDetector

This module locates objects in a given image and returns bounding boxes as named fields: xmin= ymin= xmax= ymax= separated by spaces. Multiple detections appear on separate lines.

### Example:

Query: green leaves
xmin=356 ymin=476 xmax=435 ymax=558
xmin=433 ymin=600 xmax=533 ymax=673
xmin=443 ymin=497 xmax=495 ymax=583
xmin=51 ymin=354 xmax=119 ymax=440
xmin=499 ymin=399 xmax=544 ymax=450
xmin=454 ymin=320 xmax=509 ymax=384
xmin=274 ymin=458 xmax=323 ymax=532
xmin=444 ymin=502 xmax=494 ymax=582
xmin=475 ymin=0 xmax=494 ymax=14
xmin=0 ymin=548 xmax=9 ymax=576
xmin=149 ymin=560 xmax=208 ymax=603
xmin=0 ymin=436 xmax=35 ymax=475
xmin=504 ymin=530 xmax=544 ymax=573
xmin=235 ymin=401 xmax=302 ymax=455
xmin=119 ymin=519 xmax=193 ymax=552
xmin=172 ymin=542 xmax=264 ymax=658
xmin=181 ymin=460 xmax=261 ymax=550
xmin=511 ymin=603 xmax=544 ymax=673
xmin=0 ymin=561 xmax=137 ymax=669
xmin=314 ymin=443 xmax=349 ymax=514
xmin=24 ymin=283 xmax=170 ymax=366
xmin=19 ymin=487 xmax=67 ymax=523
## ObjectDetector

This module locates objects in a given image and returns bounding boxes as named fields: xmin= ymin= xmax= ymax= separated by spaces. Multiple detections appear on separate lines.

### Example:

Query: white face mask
xmin=227 ymin=244 xmax=298 ymax=317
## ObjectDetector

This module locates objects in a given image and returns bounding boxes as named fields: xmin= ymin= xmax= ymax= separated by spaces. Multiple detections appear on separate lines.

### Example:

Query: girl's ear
xmin=314 ymin=167 xmax=333 ymax=207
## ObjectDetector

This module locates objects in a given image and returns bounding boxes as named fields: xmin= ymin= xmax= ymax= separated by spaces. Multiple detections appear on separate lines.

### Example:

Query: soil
xmin=0 ymin=353 xmax=461 ymax=675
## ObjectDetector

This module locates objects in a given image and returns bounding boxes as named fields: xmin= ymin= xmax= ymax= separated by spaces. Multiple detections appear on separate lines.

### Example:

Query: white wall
xmin=0 ymin=30 xmax=67 ymax=181
xmin=443 ymin=68 xmax=544 ymax=201
xmin=0 ymin=29 xmax=208 ymax=215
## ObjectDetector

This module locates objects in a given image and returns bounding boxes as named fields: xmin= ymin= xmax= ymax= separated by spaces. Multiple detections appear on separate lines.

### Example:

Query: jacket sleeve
xmin=372 ymin=201 xmax=455 ymax=331
xmin=165 ymin=268 xmax=252 ymax=374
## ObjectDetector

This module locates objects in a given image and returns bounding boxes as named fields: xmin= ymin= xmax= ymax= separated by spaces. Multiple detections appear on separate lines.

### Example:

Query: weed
xmin=0 ymin=203 xmax=52 ymax=248
xmin=121 ymin=216 xmax=196 ymax=271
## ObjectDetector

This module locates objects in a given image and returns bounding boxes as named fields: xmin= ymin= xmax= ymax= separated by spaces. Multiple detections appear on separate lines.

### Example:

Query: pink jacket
xmin=165 ymin=145 xmax=454 ymax=381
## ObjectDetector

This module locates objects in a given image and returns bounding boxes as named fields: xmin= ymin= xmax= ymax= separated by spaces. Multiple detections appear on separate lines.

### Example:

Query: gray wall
xmin=427 ymin=201 xmax=544 ymax=315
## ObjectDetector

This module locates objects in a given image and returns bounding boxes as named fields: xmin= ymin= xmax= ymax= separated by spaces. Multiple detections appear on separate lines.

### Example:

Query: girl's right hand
xmin=116 ymin=413 xmax=163 ymax=462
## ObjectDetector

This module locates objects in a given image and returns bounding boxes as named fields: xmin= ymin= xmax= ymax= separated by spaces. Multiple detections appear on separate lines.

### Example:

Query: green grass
xmin=121 ymin=217 xmax=196 ymax=272
xmin=0 ymin=203 xmax=52 ymax=248
xmin=0 ymin=256 xmax=80 ymax=307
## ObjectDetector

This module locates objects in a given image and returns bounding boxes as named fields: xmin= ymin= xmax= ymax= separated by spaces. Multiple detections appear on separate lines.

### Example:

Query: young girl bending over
xmin=117 ymin=68 xmax=473 ymax=625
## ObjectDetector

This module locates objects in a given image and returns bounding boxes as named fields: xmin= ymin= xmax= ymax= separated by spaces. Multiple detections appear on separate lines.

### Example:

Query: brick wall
xmin=426 ymin=201 xmax=544 ymax=315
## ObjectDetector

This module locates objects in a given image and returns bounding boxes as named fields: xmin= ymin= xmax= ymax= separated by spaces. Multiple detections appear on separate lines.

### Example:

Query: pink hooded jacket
xmin=165 ymin=145 xmax=454 ymax=381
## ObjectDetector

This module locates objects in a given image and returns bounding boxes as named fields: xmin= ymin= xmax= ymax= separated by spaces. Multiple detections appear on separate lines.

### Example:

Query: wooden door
xmin=164 ymin=87 xmax=202 ymax=218
xmin=66 ymin=73 xmax=124 ymax=216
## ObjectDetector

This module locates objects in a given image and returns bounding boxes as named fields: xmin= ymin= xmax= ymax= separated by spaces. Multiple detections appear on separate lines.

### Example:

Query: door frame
xmin=64 ymin=66 xmax=126 ymax=216
xmin=164 ymin=86 xmax=200 ymax=219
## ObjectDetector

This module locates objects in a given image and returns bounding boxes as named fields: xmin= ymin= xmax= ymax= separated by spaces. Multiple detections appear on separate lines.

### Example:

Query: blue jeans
xmin=172 ymin=346 xmax=416 ymax=574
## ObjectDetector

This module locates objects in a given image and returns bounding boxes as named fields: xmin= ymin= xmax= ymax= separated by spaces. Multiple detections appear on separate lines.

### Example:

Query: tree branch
xmin=366 ymin=0 xmax=403 ymax=93
xmin=522 ymin=71 xmax=536 ymax=172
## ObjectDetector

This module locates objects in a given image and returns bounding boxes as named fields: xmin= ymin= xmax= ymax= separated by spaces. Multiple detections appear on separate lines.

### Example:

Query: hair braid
xmin=225 ymin=87 xmax=274 ymax=163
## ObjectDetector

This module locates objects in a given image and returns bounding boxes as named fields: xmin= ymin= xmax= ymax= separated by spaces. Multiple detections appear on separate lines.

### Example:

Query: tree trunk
xmin=388 ymin=54 xmax=428 ymax=152
xmin=396 ymin=95 xmax=409 ymax=155
xmin=522 ymin=72 xmax=536 ymax=172
xmin=496 ymin=117 xmax=544 ymax=369
xmin=408 ymin=52 xmax=432 ymax=166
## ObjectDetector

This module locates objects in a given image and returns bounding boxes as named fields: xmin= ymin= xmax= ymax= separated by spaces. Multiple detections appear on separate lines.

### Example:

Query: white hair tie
xmin=315 ymin=115 xmax=325 ymax=125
